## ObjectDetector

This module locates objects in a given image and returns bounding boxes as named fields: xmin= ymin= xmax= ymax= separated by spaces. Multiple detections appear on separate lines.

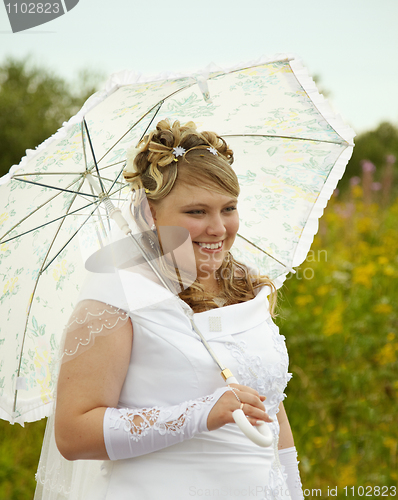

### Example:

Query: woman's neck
xmin=198 ymin=274 xmax=219 ymax=295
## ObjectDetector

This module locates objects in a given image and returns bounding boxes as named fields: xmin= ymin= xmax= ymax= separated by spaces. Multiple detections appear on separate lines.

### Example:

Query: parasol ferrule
xmin=221 ymin=368 xmax=234 ymax=381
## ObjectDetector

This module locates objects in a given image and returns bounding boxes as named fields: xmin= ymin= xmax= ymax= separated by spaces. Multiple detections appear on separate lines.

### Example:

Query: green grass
xmin=0 ymin=418 xmax=46 ymax=500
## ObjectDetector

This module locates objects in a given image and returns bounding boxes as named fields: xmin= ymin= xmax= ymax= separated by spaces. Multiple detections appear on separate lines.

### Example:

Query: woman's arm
xmin=277 ymin=401 xmax=295 ymax=449
xmin=277 ymin=402 xmax=304 ymax=500
xmin=55 ymin=314 xmax=134 ymax=461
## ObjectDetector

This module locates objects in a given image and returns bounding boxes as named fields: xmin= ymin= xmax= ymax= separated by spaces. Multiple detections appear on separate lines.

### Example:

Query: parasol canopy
xmin=0 ymin=54 xmax=354 ymax=424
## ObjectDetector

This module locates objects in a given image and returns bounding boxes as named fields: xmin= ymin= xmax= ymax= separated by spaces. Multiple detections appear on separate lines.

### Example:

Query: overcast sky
xmin=0 ymin=0 xmax=397 ymax=135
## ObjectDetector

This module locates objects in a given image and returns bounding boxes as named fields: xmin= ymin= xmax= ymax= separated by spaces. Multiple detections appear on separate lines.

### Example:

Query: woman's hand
xmin=207 ymin=383 xmax=273 ymax=431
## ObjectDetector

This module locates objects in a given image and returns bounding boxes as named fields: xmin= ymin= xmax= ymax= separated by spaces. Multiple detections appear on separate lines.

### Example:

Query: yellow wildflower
xmin=352 ymin=263 xmax=376 ymax=288
xmin=313 ymin=437 xmax=323 ymax=448
xmin=356 ymin=216 xmax=375 ymax=234
xmin=337 ymin=463 xmax=356 ymax=487
xmin=295 ymin=295 xmax=314 ymax=307
xmin=373 ymin=303 xmax=393 ymax=314
xmin=323 ymin=303 xmax=345 ymax=336
xmin=375 ymin=341 xmax=398 ymax=365
xmin=351 ymin=185 xmax=363 ymax=198
xmin=316 ymin=285 xmax=330 ymax=296
xmin=383 ymin=437 xmax=397 ymax=453
xmin=383 ymin=266 xmax=395 ymax=276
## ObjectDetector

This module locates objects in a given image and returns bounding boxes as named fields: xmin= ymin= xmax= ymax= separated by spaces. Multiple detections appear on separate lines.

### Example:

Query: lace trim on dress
xmin=61 ymin=300 xmax=130 ymax=362
xmin=109 ymin=395 xmax=216 ymax=441
xmin=224 ymin=339 xmax=291 ymax=416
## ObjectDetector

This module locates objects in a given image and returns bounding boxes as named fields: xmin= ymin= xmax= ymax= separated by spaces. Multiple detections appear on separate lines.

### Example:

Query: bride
xmin=35 ymin=119 xmax=304 ymax=500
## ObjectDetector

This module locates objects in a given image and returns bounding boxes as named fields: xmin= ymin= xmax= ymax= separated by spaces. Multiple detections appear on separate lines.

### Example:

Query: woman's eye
xmin=225 ymin=206 xmax=237 ymax=212
xmin=186 ymin=210 xmax=204 ymax=215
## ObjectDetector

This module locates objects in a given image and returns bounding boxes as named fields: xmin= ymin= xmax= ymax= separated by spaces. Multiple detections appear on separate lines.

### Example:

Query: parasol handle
xmin=225 ymin=376 xmax=273 ymax=448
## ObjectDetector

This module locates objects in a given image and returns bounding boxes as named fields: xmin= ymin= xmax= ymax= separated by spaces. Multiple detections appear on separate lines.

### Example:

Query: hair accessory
xmin=207 ymin=147 xmax=218 ymax=156
xmin=172 ymin=146 xmax=186 ymax=161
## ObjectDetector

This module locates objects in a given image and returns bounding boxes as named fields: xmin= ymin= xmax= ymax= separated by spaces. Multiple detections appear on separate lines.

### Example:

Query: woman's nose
xmin=206 ymin=214 xmax=225 ymax=236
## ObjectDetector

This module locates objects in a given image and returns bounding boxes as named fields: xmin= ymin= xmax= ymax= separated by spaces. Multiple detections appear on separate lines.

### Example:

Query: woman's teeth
xmin=197 ymin=242 xmax=223 ymax=250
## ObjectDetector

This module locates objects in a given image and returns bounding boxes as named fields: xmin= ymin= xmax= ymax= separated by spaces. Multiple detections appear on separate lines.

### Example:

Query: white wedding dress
xmin=35 ymin=270 xmax=293 ymax=500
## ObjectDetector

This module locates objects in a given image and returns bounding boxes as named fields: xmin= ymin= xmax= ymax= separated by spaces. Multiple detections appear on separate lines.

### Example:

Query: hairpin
xmin=173 ymin=146 xmax=186 ymax=161
xmin=207 ymin=147 xmax=218 ymax=155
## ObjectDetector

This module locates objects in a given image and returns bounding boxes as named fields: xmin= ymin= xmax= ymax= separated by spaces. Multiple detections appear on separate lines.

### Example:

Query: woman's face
xmin=149 ymin=182 xmax=239 ymax=283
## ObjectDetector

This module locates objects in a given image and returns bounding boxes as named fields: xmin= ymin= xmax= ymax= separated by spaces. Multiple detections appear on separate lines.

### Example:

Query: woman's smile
xmin=195 ymin=240 xmax=224 ymax=251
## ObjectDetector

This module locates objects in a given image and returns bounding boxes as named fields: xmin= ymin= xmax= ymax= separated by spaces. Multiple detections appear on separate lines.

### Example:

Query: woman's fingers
xmin=207 ymin=385 xmax=273 ymax=431
xmin=236 ymin=392 xmax=273 ymax=423
xmin=228 ymin=384 xmax=268 ymax=413
xmin=228 ymin=383 xmax=263 ymax=399
xmin=238 ymin=401 xmax=273 ymax=423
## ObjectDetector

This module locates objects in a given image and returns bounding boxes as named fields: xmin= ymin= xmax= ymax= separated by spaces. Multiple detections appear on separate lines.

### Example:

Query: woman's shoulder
xmin=77 ymin=270 xmax=178 ymax=314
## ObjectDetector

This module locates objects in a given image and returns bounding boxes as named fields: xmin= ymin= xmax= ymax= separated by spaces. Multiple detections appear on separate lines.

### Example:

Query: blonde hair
xmin=123 ymin=119 xmax=277 ymax=314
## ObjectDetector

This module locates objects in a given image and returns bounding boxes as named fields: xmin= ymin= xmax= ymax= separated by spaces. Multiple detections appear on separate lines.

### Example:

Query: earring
xmin=151 ymin=223 xmax=156 ymax=231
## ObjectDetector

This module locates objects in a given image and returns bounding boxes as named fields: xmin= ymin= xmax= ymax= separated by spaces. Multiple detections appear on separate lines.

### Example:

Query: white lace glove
xmin=104 ymin=387 xmax=229 ymax=460
xmin=279 ymin=446 xmax=305 ymax=500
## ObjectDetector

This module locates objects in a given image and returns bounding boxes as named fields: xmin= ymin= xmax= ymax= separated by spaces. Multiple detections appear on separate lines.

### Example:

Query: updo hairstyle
xmin=123 ymin=119 xmax=238 ymax=201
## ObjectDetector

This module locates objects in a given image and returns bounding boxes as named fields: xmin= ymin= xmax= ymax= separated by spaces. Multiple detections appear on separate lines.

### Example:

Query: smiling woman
xmin=34 ymin=119 xmax=304 ymax=500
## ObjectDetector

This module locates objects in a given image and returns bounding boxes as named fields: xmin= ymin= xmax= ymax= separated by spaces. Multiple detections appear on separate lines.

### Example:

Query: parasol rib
xmin=95 ymin=101 xmax=166 ymax=165
xmin=83 ymin=118 xmax=105 ymax=194
xmin=1 ymin=201 xmax=97 ymax=244
xmin=222 ymin=134 xmax=349 ymax=146
xmin=236 ymin=232 xmax=294 ymax=273
xmin=12 ymin=177 xmax=98 ymax=198
xmin=40 ymin=202 xmax=104 ymax=273
xmin=0 ymin=174 xmax=96 ymax=241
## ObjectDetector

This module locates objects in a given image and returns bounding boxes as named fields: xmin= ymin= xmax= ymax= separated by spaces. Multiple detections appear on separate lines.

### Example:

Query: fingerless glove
xmin=104 ymin=387 xmax=229 ymax=460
